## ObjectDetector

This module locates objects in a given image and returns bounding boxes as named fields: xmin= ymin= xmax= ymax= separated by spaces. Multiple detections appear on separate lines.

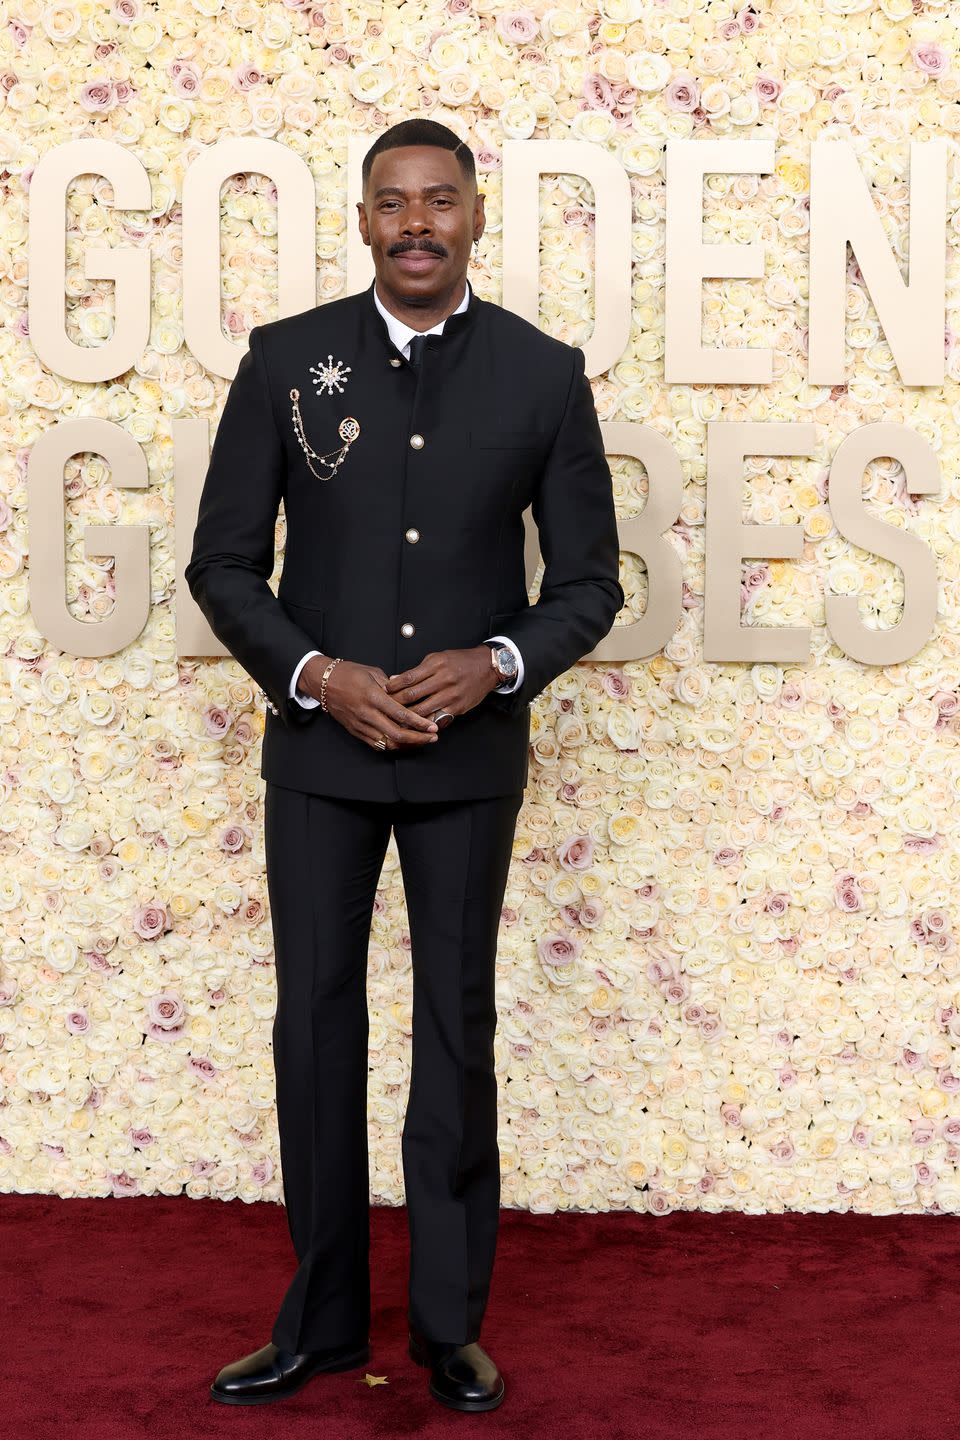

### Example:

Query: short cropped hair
xmin=361 ymin=119 xmax=476 ymax=192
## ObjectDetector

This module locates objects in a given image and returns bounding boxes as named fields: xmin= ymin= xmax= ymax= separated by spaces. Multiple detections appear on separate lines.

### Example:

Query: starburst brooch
xmin=310 ymin=354 xmax=352 ymax=395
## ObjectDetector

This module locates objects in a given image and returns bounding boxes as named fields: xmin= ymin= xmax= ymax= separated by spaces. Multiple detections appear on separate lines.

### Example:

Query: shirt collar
xmin=372 ymin=277 xmax=471 ymax=357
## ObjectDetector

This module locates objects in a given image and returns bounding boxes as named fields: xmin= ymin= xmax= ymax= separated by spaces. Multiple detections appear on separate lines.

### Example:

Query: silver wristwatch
xmin=487 ymin=642 xmax=518 ymax=684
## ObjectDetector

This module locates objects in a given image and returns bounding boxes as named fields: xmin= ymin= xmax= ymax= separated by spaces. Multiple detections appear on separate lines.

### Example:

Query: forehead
xmin=367 ymin=144 xmax=467 ymax=193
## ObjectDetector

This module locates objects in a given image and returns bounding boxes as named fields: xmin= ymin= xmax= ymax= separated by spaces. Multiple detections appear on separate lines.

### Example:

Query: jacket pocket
xmin=280 ymin=596 xmax=325 ymax=649
xmin=487 ymin=608 xmax=528 ymax=632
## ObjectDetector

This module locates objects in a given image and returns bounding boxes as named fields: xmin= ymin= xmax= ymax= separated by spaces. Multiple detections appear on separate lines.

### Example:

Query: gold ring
xmin=375 ymin=736 xmax=387 ymax=750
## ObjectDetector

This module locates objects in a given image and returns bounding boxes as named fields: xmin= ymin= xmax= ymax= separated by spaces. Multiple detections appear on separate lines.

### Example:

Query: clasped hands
xmin=297 ymin=645 xmax=501 ymax=752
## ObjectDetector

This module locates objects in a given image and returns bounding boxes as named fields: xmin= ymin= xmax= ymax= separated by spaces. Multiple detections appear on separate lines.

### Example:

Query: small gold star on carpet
xmin=358 ymin=1372 xmax=389 ymax=1387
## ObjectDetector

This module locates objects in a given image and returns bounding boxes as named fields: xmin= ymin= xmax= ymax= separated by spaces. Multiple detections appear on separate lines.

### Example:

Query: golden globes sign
xmin=25 ymin=134 xmax=945 ymax=674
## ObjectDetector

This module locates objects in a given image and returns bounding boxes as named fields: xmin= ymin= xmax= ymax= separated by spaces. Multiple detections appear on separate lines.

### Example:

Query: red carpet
xmin=3 ymin=1193 xmax=958 ymax=1438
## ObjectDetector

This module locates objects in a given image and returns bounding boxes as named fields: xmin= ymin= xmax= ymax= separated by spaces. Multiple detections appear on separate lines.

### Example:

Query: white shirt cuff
xmin=484 ymin=635 xmax=524 ymax=693
xmin=289 ymin=650 xmax=323 ymax=708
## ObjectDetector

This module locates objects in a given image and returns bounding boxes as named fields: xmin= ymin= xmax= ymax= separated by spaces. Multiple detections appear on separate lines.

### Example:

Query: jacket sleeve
xmin=183 ymin=326 xmax=322 ymax=728
xmin=485 ymin=345 xmax=624 ymax=720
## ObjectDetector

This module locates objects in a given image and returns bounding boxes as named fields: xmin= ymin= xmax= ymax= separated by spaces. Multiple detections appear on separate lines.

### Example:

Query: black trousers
xmin=263 ymin=780 xmax=525 ymax=1354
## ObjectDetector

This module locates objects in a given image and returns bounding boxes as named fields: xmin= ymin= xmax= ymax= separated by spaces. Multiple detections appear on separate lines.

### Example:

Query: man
xmin=185 ymin=118 xmax=623 ymax=1413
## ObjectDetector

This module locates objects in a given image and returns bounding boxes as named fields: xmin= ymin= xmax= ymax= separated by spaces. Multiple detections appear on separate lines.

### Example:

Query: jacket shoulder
xmin=477 ymin=298 xmax=581 ymax=368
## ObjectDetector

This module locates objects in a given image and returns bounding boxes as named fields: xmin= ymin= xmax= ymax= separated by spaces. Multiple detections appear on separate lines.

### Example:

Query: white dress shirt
xmin=289 ymin=277 xmax=526 ymax=707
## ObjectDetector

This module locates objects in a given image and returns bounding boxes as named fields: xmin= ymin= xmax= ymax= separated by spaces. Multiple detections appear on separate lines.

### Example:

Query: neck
xmin=374 ymin=275 xmax=468 ymax=332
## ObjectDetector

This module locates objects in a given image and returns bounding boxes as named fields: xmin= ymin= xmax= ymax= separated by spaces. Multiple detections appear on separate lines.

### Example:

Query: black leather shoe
xmin=408 ymin=1326 xmax=505 ymax=1411
xmin=210 ymin=1337 xmax=371 ymax=1404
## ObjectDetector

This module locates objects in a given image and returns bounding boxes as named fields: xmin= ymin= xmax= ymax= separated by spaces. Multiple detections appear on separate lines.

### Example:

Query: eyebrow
xmin=372 ymin=182 xmax=461 ymax=199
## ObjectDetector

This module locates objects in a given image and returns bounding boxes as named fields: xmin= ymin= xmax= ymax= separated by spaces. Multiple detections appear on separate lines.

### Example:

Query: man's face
xmin=358 ymin=144 xmax=483 ymax=303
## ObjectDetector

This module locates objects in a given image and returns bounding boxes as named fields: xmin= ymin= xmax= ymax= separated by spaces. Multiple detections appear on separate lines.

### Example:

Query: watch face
xmin=494 ymin=645 xmax=518 ymax=678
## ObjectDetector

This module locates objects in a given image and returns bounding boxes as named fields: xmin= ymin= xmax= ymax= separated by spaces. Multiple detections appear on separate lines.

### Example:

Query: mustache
xmin=389 ymin=240 xmax=447 ymax=257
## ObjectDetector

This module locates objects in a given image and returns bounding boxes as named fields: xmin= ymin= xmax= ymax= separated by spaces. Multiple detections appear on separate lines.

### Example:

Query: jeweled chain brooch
xmin=289 ymin=388 xmax=360 ymax=481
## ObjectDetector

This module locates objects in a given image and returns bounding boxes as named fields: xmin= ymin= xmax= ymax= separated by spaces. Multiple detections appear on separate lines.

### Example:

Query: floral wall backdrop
xmin=3 ymin=0 xmax=960 ymax=1216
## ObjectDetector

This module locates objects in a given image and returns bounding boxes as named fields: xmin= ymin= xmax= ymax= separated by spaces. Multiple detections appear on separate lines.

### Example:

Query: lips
xmin=393 ymin=251 xmax=443 ymax=271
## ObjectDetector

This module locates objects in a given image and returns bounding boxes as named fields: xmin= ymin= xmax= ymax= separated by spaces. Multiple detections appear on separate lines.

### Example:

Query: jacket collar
xmin=364 ymin=273 xmax=481 ymax=353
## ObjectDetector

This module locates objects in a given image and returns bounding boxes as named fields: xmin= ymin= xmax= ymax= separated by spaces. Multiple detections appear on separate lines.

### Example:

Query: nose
xmin=401 ymin=204 xmax=432 ymax=236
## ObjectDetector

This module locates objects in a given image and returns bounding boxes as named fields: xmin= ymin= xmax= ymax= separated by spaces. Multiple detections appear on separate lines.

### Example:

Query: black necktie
xmin=408 ymin=333 xmax=427 ymax=369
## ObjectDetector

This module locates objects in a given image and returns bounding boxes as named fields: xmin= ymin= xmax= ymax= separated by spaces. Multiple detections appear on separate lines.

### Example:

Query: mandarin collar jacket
xmin=185 ymin=277 xmax=624 ymax=803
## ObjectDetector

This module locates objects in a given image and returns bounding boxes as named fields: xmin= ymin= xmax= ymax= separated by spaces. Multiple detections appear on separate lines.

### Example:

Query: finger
xmin=357 ymin=708 xmax=438 ymax=745
xmin=383 ymin=721 xmax=438 ymax=746
xmin=373 ymin=696 xmax=438 ymax=731
xmin=385 ymin=659 xmax=440 ymax=693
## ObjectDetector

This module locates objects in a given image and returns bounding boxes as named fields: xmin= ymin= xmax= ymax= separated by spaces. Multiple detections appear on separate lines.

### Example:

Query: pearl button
xmin=409 ymin=433 xmax=424 ymax=449
xmin=389 ymin=357 xmax=401 ymax=367
xmin=401 ymin=622 xmax=415 ymax=637
xmin=405 ymin=527 xmax=420 ymax=543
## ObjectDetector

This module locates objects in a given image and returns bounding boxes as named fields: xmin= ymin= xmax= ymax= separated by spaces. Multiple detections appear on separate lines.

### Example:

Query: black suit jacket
xmin=184 ymin=279 xmax=624 ymax=802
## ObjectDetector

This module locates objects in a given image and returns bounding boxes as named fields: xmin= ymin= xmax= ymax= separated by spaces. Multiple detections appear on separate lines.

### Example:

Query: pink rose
xmin=220 ymin=824 xmax=249 ymax=853
xmin=663 ymin=975 xmax=689 ymax=1004
xmin=234 ymin=61 xmax=264 ymax=91
xmin=147 ymin=992 xmax=185 ymax=1031
xmin=134 ymin=902 xmax=171 ymax=940
xmin=579 ymin=899 xmax=604 ymax=926
xmin=603 ymin=668 xmax=631 ymax=698
xmin=582 ymin=73 xmax=615 ymax=110
xmin=188 ymin=1056 xmax=218 ymax=1080
xmin=203 ymin=705 xmax=232 ymax=737
xmin=913 ymin=41 xmax=949 ymax=77
xmin=242 ymin=898 xmax=265 ymax=925
xmin=109 ymin=1172 xmax=141 ymax=1196
xmin=665 ymin=73 xmax=700 ymax=112
xmin=170 ymin=60 xmax=201 ymax=98
xmin=65 ymin=1009 xmax=89 ymax=1035
xmin=496 ymin=8 xmax=539 ymax=44
xmin=538 ymin=934 xmax=582 ymax=967
xmin=113 ymin=0 xmax=140 ymax=20
xmin=80 ymin=80 xmax=118 ymax=113
xmin=557 ymin=833 xmax=595 ymax=870
xmin=834 ymin=872 xmax=862 ymax=912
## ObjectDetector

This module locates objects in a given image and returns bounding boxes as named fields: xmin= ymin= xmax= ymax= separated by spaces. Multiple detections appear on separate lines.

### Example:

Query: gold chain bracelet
xmin=320 ymin=655 xmax=342 ymax=712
